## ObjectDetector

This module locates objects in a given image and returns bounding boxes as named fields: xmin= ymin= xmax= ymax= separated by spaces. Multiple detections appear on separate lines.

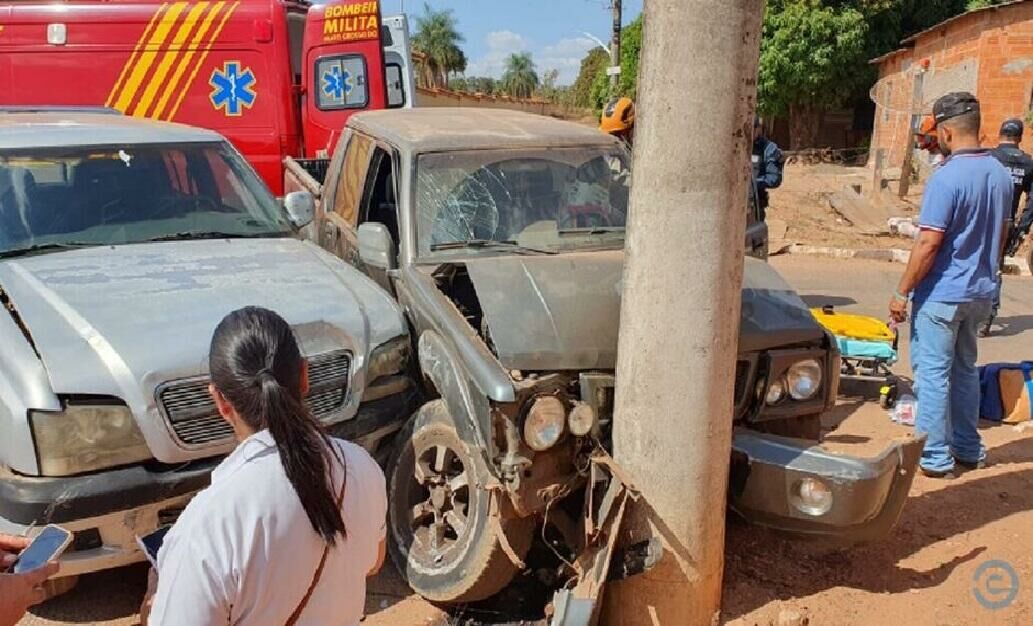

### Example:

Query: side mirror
xmin=284 ymin=191 xmax=315 ymax=228
xmin=357 ymin=222 xmax=397 ymax=270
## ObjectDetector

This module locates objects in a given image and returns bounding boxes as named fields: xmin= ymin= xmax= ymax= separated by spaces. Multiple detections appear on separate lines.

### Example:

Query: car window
xmin=415 ymin=146 xmax=631 ymax=257
xmin=0 ymin=142 xmax=288 ymax=252
xmin=386 ymin=63 xmax=405 ymax=108
xmin=315 ymin=54 xmax=369 ymax=110
xmin=331 ymin=133 xmax=374 ymax=226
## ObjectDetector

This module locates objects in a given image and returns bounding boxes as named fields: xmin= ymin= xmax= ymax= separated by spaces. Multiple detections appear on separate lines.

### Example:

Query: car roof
xmin=0 ymin=112 xmax=225 ymax=150
xmin=348 ymin=108 xmax=621 ymax=153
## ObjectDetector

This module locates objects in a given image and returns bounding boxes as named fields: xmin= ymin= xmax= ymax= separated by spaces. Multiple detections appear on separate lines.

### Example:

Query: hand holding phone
xmin=9 ymin=526 xmax=72 ymax=574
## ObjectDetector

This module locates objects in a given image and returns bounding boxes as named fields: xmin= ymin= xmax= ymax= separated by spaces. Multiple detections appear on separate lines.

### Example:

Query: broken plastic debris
xmin=118 ymin=149 xmax=133 ymax=167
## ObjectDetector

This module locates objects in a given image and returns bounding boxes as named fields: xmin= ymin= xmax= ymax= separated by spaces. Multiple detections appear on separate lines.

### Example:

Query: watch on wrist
xmin=893 ymin=290 xmax=909 ymax=303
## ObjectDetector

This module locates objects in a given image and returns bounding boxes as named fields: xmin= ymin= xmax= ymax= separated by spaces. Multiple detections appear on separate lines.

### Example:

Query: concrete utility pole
xmin=603 ymin=0 xmax=765 ymax=624
xmin=609 ymin=0 xmax=622 ymax=94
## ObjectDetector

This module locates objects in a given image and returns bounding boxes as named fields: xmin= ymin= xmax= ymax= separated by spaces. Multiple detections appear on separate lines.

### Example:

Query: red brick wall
xmin=871 ymin=3 xmax=1033 ymax=170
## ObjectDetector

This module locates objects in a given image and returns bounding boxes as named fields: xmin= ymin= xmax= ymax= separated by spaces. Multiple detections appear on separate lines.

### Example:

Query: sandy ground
xmin=19 ymin=255 xmax=1033 ymax=626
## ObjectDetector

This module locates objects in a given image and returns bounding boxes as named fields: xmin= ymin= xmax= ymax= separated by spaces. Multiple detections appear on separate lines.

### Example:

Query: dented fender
xmin=417 ymin=329 xmax=496 ymax=464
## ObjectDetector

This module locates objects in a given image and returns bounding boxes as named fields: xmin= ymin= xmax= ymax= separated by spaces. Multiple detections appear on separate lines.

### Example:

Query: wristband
xmin=893 ymin=291 xmax=909 ymax=303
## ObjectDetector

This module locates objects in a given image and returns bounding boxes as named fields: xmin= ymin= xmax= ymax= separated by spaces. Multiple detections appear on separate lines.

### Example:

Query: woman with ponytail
xmin=146 ymin=307 xmax=387 ymax=626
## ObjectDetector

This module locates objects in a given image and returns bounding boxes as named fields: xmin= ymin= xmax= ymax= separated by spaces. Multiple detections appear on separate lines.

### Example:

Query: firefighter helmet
xmin=600 ymin=97 xmax=635 ymax=134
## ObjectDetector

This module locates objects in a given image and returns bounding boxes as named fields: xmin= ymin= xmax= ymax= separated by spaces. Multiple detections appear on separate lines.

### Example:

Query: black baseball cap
xmin=932 ymin=92 xmax=980 ymax=128
xmin=1001 ymin=118 xmax=1024 ymax=137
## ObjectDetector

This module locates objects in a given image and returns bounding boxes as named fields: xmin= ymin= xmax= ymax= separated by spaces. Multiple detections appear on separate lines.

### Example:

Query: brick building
xmin=870 ymin=0 xmax=1033 ymax=170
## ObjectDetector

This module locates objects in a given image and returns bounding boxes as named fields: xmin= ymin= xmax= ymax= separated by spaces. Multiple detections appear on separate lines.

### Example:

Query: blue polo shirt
xmin=914 ymin=149 xmax=1012 ymax=307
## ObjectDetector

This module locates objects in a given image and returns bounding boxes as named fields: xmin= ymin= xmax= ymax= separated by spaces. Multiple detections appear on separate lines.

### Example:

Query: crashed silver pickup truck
xmin=284 ymin=108 xmax=923 ymax=604
xmin=0 ymin=111 xmax=413 ymax=579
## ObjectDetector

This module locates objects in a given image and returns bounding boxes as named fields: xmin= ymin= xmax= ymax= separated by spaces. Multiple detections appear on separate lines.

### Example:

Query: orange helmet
xmin=915 ymin=114 xmax=939 ymax=152
xmin=600 ymin=97 xmax=635 ymax=134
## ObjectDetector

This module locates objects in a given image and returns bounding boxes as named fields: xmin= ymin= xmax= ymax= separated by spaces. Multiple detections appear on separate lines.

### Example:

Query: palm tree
xmin=501 ymin=52 xmax=539 ymax=99
xmin=412 ymin=3 xmax=465 ymax=88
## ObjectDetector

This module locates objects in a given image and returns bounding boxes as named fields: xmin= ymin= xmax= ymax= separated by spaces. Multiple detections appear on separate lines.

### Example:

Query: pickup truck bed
xmin=283 ymin=156 xmax=328 ymax=197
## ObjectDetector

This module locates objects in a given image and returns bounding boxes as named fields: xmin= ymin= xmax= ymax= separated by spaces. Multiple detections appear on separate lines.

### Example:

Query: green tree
xmin=537 ymin=68 xmax=561 ymax=101
xmin=758 ymin=1 xmax=869 ymax=149
xmin=501 ymin=52 xmax=539 ymax=99
xmin=412 ymin=3 xmax=465 ymax=88
xmin=589 ymin=15 xmax=643 ymax=112
xmin=571 ymin=47 xmax=608 ymax=108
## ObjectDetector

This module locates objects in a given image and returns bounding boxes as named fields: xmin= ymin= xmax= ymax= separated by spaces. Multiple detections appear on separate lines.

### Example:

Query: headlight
xmin=366 ymin=335 xmax=410 ymax=381
xmin=30 ymin=402 xmax=151 ymax=476
xmin=786 ymin=359 xmax=823 ymax=400
xmin=523 ymin=396 xmax=566 ymax=451
xmin=765 ymin=379 xmax=786 ymax=405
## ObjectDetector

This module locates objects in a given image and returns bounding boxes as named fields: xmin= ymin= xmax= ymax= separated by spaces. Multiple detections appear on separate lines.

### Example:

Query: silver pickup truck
xmin=284 ymin=108 xmax=924 ymax=605
xmin=0 ymin=110 xmax=413 ymax=579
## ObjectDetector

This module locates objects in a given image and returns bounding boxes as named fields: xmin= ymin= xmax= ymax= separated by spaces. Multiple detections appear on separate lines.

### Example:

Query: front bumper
xmin=0 ymin=390 xmax=416 ymax=577
xmin=728 ymin=428 xmax=924 ymax=542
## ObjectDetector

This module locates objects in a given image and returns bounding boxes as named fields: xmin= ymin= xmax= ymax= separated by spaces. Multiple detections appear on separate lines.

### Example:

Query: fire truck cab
xmin=0 ymin=0 xmax=411 ymax=194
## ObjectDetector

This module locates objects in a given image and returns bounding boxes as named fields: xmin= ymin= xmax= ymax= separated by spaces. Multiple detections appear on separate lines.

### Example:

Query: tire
xmin=386 ymin=400 xmax=534 ymax=604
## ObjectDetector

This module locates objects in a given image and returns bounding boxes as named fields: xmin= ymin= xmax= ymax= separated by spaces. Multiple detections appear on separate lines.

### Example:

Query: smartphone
xmin=11 ymin=525 xmax=72 ymax=574
xmin=135 ymin=526 xmax=171 ymax=568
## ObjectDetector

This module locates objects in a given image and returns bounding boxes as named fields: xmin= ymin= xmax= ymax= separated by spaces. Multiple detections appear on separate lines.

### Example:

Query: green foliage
xmin=412 ymin=3 xmax=465 ymax=88
xmin=570 ymin=48 xmax=608 ymax=108
xmin=452 ymin=76 xmax=497 ymax=95
xmin=501 ymin=52 xmax=539 ymax=99
xmin=966 ymin=0 xmax=1007 ymax=10
xmin=757 ymin=2 xmax=869 ymax=118
xmin=589 ymin=15 xmax=643 ymax=112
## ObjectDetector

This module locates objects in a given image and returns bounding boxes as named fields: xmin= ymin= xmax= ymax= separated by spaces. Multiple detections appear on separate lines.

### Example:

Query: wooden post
xmin=898 ymin=70 xmax=925 ymax=198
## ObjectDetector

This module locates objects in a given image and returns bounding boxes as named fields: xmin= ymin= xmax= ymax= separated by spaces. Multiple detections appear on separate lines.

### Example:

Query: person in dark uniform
xmin=753 ymin=117 xmax=784 ymax=222
xmin=985 ymin=118 xmax=1033 ymax=336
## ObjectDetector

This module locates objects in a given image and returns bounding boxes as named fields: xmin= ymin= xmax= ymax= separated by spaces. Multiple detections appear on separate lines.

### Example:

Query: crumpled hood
xmin=464 ymin=252 xmax=822 ymax=371
xmin=0 ymin=238 xmax=405 ymax=462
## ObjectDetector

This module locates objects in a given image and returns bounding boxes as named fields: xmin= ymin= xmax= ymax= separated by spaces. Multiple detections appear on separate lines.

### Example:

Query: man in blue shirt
xmin=888 ymin=92 xmax=1012 ymax=478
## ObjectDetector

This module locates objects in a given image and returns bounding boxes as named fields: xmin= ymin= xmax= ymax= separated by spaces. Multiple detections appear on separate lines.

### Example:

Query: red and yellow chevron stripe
xmin=104 ymin=0 xmax=240 ymax=121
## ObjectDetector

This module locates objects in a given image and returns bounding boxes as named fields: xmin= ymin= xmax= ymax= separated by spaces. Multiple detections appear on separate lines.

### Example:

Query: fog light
xmin=790 ymin=477 xmax=833 ymax=516
xmin=765 ymin=380 xmax=786 ymax=405
xmin=568 ymin=402 xmax=597 ymax=437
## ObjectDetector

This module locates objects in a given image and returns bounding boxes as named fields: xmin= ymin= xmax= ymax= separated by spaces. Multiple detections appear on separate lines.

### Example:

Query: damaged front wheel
xmin=387 ymin=400 xmax=534 ymax=604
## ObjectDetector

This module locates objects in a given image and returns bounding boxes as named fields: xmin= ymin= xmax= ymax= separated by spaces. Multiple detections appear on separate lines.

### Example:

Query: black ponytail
xmin=209 ymin=306 xmax=346 ymax=544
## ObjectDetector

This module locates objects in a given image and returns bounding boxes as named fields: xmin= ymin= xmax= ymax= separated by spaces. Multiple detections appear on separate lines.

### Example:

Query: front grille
xmin=158 ymin=350 xmax=352 ymax=447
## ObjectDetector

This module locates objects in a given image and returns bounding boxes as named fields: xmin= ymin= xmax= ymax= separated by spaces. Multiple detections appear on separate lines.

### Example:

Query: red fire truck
xmin=0 ymin=0 xmax=413 ymax=194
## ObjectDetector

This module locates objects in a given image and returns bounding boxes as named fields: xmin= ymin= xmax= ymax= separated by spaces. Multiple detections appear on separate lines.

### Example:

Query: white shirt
xmin=148 ymin=431 xmax=387 ymax=626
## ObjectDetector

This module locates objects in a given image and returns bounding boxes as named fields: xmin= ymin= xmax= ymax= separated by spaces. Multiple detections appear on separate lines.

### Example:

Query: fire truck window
xmin=332 ymin=133 xmax=374 ymax=225
xmin=386 ymin=64 xmax=405 ymax=108
xmin=287 ymin=12 xmax=305 ymax=83
xmin=315 ymin=55 xmax=369 ymax=110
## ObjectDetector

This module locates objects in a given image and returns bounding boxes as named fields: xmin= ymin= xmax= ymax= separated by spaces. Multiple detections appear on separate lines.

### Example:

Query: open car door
xmin=301 ymin=0 xmax=387 ymax=157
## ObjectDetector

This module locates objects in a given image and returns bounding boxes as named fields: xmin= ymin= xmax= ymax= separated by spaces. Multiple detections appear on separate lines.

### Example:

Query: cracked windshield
xmin=416 ymin=146 xmax=630 ymax=257
xmin=0 ymin=142 xmax=290 ymax=256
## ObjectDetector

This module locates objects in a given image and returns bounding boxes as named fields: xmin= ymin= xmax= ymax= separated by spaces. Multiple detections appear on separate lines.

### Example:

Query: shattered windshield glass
xmin=0 ymin=142 xmax=291 ymax=256
xmin=415 ymin=146 xmax=631 ymax=257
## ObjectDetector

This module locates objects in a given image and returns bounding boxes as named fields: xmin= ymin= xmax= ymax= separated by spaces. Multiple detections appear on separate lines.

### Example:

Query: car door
xmin=745 ymin=178 xmax=769 ymax=260
xmin=354 ymin=144 xmax=401 ymax=294
xmin=321 ymin=131 xmax=375 ymax=264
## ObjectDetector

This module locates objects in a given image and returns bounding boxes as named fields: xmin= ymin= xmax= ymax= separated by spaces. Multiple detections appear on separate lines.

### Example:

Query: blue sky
xmin=380 ymin=0 xmax=644 ymax=85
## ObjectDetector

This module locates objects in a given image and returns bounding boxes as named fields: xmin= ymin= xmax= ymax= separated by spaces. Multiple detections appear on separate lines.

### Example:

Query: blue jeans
xmin=910 ymin=299 xmax=991 ymax=472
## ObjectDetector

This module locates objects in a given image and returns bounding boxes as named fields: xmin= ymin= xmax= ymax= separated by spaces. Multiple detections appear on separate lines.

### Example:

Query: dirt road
xmin=20 ymin=255 xmax=1033 ymax=626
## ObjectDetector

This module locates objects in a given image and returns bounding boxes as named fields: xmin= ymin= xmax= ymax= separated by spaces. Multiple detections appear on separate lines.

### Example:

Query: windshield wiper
xmin=0 ymin=242 xmax=98 ymax=259
xmin=557 ymin=227 xmax=625 ymax=236
xmin=430 ymin=239 xmax=557 ymax=255
xmin=144 ymin=231 xmax=285 ymax=243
